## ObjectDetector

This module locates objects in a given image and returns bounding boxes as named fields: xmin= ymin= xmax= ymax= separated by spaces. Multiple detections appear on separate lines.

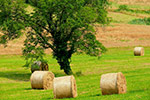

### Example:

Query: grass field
xmin=110 ymin=2 xmax=150 ymax=10
xmin=1 ymin=1 xmax=150 ymax=100
xmin=0 ymin=47 xmax=150 ymax=100
xmin=109 ymin=1 xmax=150 ymax=24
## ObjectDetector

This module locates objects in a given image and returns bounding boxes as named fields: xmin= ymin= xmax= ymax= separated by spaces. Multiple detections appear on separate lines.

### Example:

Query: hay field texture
xmin=0 ymin=0 xmax=150 ymax=100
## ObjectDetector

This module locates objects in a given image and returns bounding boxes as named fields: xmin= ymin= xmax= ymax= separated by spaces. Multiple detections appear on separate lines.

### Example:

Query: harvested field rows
xmin=0 ymin=23 xmax=150 ymax=54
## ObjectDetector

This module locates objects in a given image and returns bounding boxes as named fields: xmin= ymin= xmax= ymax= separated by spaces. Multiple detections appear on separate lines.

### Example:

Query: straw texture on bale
xmin=30 ymin=71 xmax=54 ymax=90
xmin=53 ymin=75 xmax=77 ymax=99
xmin=134 ymin=47 xmax=144 ymax=56
xmin=31 ymin=61 xmax=49 ymax=73
xmin=100 ymin=72 xmax=127 ymax=95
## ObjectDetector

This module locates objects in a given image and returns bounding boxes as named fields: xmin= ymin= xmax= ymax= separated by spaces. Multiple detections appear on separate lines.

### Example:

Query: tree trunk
xmin=25 ymin=0 xmax=29 ymax=3
xmin=57 ymin=56 xmax=73 ymax=75
xmin=53 ymin=40 xmax=73 ymax=75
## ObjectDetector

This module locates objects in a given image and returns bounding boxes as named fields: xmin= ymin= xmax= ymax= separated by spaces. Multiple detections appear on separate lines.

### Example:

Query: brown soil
xmin=0 ymin=24 xmax=150 ymax=55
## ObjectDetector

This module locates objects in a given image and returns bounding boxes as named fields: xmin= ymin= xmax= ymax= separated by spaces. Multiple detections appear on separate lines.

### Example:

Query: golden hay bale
xmin=100 ymin=72 xmax=127 ymax=95
xmin=53 ymin=75 xmax=77 ymax=99
xmin=31 ymin=61 xmax=49 ymax=73
xmin=134 ymin=47 xmax=144 ymax=56
xmin=30 ymin=71 xmax=54 ymax=90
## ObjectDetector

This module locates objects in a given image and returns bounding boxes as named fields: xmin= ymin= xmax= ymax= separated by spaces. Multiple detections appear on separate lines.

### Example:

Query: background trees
xmin=0 ymin=0 xmax=110 ymax=74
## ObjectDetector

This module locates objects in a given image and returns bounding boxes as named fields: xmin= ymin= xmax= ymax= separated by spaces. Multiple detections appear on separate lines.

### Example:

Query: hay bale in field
xmin=134 ymin=47 xmax=144 ymax=56
xmin=53 ymin=75 xmax=77 ymax=99
xmin=30 ymin=71 xmax=54 ymax=90
xmin=31 ymin=61 xmax=49 ymax=73
xmin=100 ymin=72 xmax=127 ymax=95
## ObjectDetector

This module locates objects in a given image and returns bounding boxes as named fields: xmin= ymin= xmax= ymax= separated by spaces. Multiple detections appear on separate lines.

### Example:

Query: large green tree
xmin=0 ymin=0 xmax=110 ymax=74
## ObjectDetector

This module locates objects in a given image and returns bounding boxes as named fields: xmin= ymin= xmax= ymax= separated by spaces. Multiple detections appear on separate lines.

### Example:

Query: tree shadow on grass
xmin=24 ymin=88 xmax=45 ymax=90
xmin=53 ymin=71 xmax=84 ymax=77
xmin=43 ymin=97 xmax=54 ymax=99
xmin=0 ymin=71 xmax=82 ymax=82
xmin=129 ymin=89 xmax=149 ymax=93
xmin=0 ymin=71 xmax=31 ymax=81
xmin=24 ymin=88 xmax=32 ymax=90
xmin=76 ymin=94 xmax=101 ymax=99
xmin=89 ymin=94 xmax=101 ymax=97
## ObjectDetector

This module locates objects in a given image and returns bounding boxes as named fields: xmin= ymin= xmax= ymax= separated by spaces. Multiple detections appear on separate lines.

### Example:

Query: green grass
xmin=0 ymin=47 xmax=150 ymax=100
xmin=114 ymin=4 xmax=150 ymax=15
xmin=108 ymin=12 xmax=137 ymax=24
xmin=110 ymin=2 xmax=150 ymax=10
xmin=109 ymin=2 xmax=150 ymax=25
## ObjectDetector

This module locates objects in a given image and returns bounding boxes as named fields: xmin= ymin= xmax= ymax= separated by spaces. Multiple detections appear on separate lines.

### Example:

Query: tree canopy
xmin=0 ymin=0 xmax=110 ymax=74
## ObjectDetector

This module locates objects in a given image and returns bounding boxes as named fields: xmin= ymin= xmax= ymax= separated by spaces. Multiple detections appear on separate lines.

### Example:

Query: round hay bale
xmin=30 ymin=71 xmax=54 ymax=90
xmin=53 ymin=75 xmax=77 ymax=99
xmin=31 ymin=61 xmax=49 ymax=73
xmin=100 ymin=72 xmax=127 ymax=95
xmin=134 ymin=47 xmax=144 ymax=56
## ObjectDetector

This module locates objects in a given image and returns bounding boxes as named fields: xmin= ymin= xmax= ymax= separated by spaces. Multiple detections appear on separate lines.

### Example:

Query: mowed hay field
xmin=1 ymin=1 xmax=150 ymax=100
xmin=0 ymin=47 xmax=150 ymax=100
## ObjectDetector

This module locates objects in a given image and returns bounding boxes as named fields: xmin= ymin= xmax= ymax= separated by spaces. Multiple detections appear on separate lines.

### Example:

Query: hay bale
xmin=134 ymin=47 xmax=144 ymax=56
xmin=31 ymin=61 xmax=49 ymax=73
xmin=30 ymin=71 xmax=54 ymax=90
xmin=53 ymin=75 xmax=77 ymax=99
xmin=100 ymin=72 xmax=127 ymax=95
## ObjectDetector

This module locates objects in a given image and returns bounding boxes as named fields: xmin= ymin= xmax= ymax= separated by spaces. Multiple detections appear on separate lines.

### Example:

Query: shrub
xmin=116 ymin=5 xmax=129 ymax=11
xmin=128 ymin=17 xmax=150 ymax=25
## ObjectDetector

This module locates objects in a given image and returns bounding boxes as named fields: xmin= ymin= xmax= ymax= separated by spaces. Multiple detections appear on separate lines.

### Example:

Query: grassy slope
xmin=0 ymin=47 xmax=150 ymax=100
xmin=110 ymin=2 xmax=150 ymax=10
xmin=108 ymin=12 xmax=137 ymax=24
xmin=109 ymin=1 xmax=150 ymax=24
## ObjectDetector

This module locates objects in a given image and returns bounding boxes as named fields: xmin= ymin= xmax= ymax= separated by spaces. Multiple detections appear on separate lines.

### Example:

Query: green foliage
xmin=116 ymin=4 xmax=150 ymax=14
xmin=0 ymin=0 xmax=109 ymax=74
xmin=128 ymin=17 xmax=150 ymax=25
xmin=117 ymin=5 xmax=129 ymax=11
xmin=0 ymin=0 xmax=27 ymax=44
xmin=128 ymin=19 xmax=146 ymax=25
xmin=145 ymin=17 xmax=150 ymax=25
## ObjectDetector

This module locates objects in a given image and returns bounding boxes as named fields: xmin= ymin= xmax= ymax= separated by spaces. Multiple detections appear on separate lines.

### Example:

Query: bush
xmin=115 ymin=5 xmax=150 ymax=14
xmin=145 ymin=17 xmax=150 ymax=25
xmin=116 ymin=5 xmax=129 ymax=11
xmin=128 ymin=19 xmax=146 ymax=25
xmin=128 ymin=17 xmax=150 ymax=25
